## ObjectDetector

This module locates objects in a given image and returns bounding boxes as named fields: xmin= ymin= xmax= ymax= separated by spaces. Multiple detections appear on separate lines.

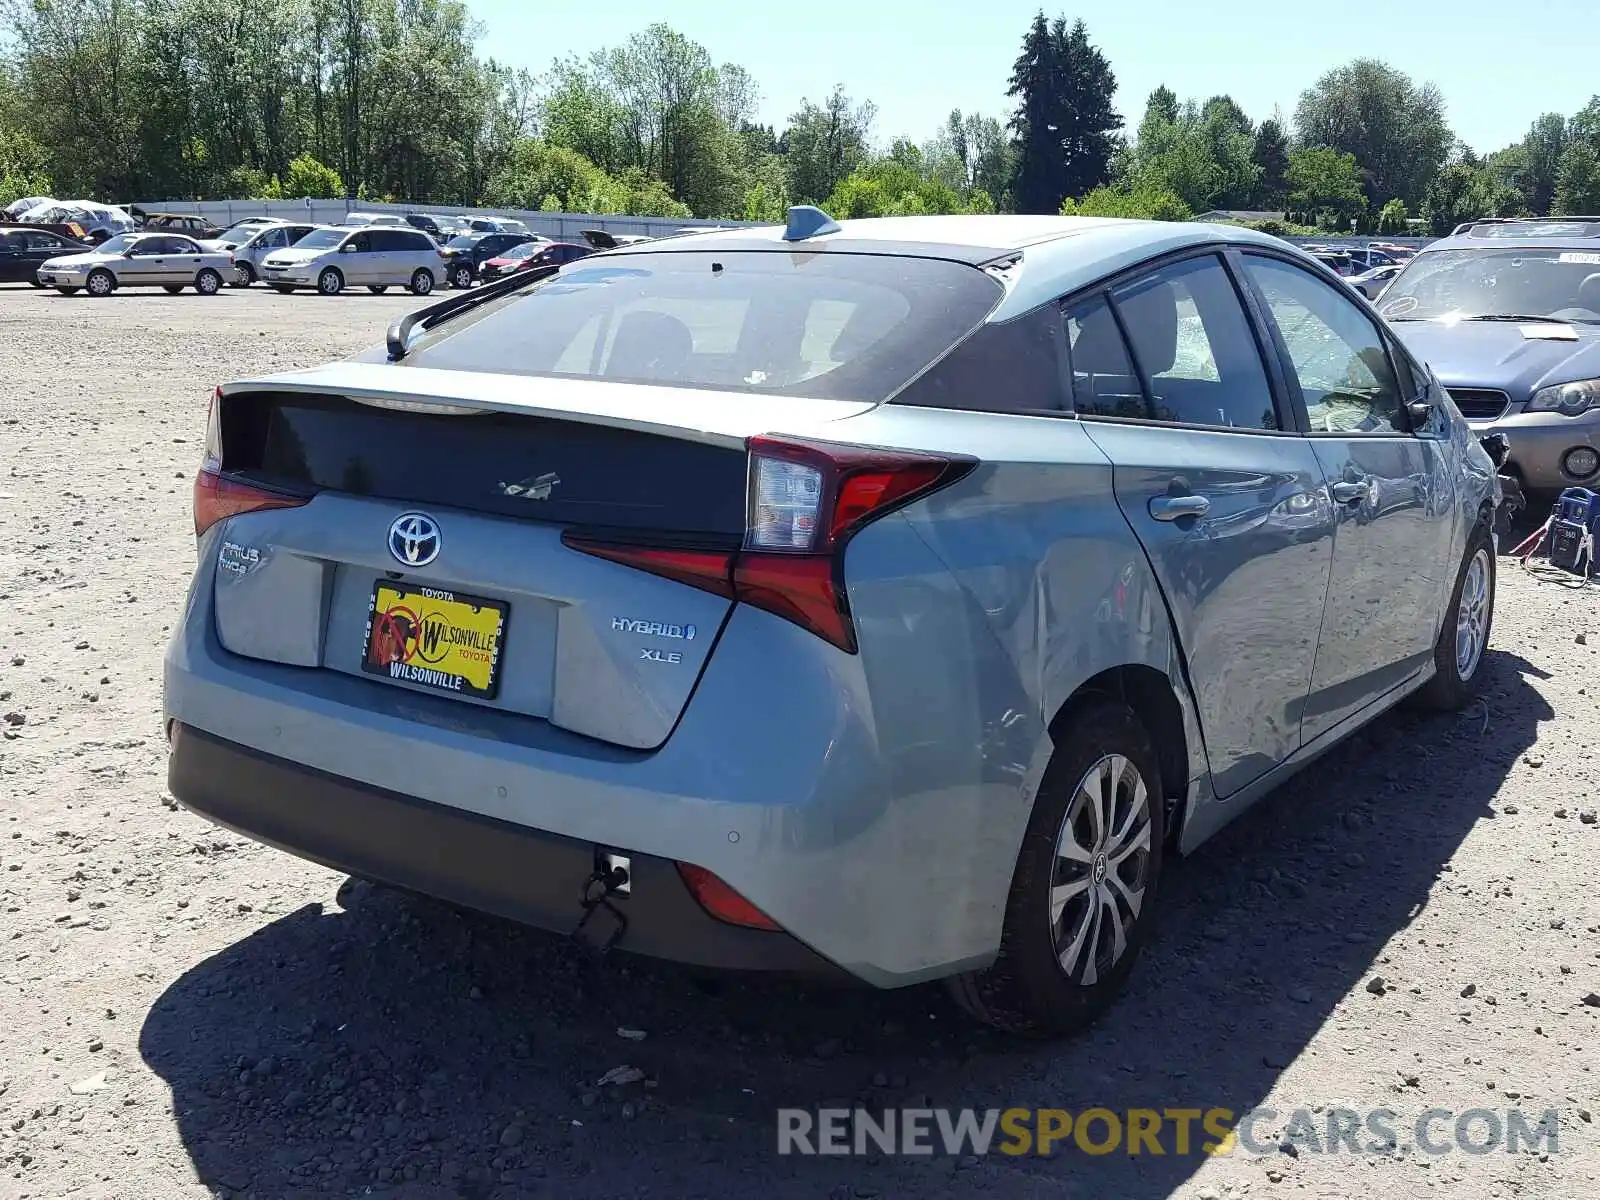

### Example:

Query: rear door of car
xmin=168 ymin=235 xmax=206 ymax=281
xmin=1237 ymin=251 xmax=1457 ymax=740
xmin=1070 ymin=249 xmax=1337 ymax=798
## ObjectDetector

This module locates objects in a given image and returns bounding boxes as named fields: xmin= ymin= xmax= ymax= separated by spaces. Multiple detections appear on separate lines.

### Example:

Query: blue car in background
xmin=165 ymin=211 xmax=1500 ymax=1035
xmin=1380 ymin=216 xmax=1600 ymax=494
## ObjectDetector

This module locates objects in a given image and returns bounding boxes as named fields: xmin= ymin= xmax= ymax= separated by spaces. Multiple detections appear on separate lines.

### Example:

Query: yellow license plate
xmin=361 ymin=582 xmax=507 ymax=699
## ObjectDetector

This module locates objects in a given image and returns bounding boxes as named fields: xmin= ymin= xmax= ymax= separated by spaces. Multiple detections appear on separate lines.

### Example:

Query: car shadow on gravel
xmin=139 ymin=649 xmax=1550 ymax=1200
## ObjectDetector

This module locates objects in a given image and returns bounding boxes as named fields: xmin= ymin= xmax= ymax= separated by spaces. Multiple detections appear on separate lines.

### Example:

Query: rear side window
xmin=405 ymin=251 xmax=1005 ymax=403
xmin=892 ymin=304 xmax=1066 ymax=413
xmin=1065 ymin=293 xmax=1147 ymax=418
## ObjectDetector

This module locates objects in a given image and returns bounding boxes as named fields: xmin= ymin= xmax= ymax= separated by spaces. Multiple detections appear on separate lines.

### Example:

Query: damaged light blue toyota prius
xmin=164 ymin=209 xmax=1501 ymax=1035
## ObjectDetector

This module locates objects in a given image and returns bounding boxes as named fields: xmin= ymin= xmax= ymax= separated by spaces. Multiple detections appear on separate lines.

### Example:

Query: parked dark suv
xmin=439 ymin=232 xmax=533 ymax=288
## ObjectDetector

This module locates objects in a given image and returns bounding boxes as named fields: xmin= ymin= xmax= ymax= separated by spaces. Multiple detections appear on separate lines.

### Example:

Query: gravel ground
xmin=2 ymin=283 xmax=1599 ymax=1200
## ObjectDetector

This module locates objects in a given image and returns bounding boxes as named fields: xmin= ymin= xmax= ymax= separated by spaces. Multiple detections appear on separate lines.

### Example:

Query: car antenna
xmin=783 ymin=205 xmax=840 ymax=241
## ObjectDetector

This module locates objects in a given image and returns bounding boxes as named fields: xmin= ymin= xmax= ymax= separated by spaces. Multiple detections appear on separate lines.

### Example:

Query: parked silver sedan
xmin=37 ymin=233 xmax=233 ymax=297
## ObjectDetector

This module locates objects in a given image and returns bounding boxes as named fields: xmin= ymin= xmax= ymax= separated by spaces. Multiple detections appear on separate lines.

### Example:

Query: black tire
xmin=27 ymin=279 xmax=43 ymax=288
xmin=55 ymin=286 xmax=80 ymax=295
xmin=194 ymin=268 xmax=222 ymax=295
xmin=162 ymin=284 xmax=184 ymax=294
xmin=317 ymin=267 xmax=343 ymax=296
xmin=270 ymin=284 xmax=296 ymax=294
xmin=86 ymin=268 xmax=115 ymax=297
xmin=450 ymin=264 xmax=474 ymax=289
xmin=367 ymin=284 xmax=389 ymax=294
xmin=946 ymin=700 xmax=1164 ymax=1035
xmin=1413 ymin=525 xmax=1495 ymax=711
xmin=409 ymin=268 xmax=434 ymax=296
xmin=232 ymin=263 xmax=256 ymax=287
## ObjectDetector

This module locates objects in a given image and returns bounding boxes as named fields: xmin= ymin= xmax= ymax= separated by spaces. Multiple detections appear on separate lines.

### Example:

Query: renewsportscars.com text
xmin=777 ymin=1106 xmax=1562 ymax=1158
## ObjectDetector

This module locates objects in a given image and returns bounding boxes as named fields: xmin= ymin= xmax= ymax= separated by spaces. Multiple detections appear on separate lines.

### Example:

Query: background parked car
xmin=20 ymin=201 xmax=134 ymax=243
xmin=0 ymin=227 xmax=91 ymax=285
xmin=1310 ymin=249 xmax=1356 ymax=276
xmin=439 ymin=231 xmax=532 ymax=288
xmin=1348 ymin=262 xmax=1403 ymax=300
xmin=580 ymin=228 xmax=652 ymax=250
xmin=37 ymin=232 xmax=231 ymax=296
xmin=228 ymin=222 xmax=322 ymax=286
xmin=340 ymin=211 xmax=408 ymax=228
xmin=259 ymin=225 xmax=444 ymax=296
xmin=3 ymin=195 xmax=54 ymax=220
xmin=476 ymin=239 xmax=590 ymax=281
xmin=138 ymin=212 xmax=225 ymax=240
xmin=403 ymin=213 xmax=446 ymax=240
xmin=200 ymin=218 xmax=286 ymax=253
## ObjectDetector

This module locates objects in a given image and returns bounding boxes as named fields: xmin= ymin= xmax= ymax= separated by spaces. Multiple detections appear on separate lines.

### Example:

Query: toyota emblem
xmin=387 ymin=513 xmax=441 ymax=567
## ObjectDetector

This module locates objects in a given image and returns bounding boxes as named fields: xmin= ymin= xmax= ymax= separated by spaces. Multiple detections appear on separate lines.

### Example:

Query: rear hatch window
xmin=400 ymin=250 xmax=1004 ymax=403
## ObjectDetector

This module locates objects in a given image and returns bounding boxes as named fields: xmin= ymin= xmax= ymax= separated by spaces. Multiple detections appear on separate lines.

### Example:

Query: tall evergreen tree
xmin=1053 ymin=17 xmax=1121 ymax=199
xmin=1145 ymin=85 xmax=1179 ymax=127
xmin=1006 ymin=12 xmax=1065 ymax=214
xmin=1251 ymin=118 xmax=1291 ymax=208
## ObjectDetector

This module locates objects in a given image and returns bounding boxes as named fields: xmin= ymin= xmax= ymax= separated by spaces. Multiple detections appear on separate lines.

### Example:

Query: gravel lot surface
xmin=2 ymin=284 xmax=1599 ymax=1200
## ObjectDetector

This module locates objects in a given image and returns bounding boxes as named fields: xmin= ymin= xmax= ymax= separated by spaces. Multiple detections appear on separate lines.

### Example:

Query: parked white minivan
xmin=259 ymin=226 xmax=444 ymax=296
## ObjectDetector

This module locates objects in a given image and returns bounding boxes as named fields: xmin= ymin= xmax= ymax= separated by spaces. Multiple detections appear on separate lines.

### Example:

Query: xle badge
xmin=640 ymin=649 xmax=683 ymax=664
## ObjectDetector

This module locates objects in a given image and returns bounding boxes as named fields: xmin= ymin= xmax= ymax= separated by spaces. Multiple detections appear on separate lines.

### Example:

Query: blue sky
xmin=475 ymin=0 xmax=1599 ymax=155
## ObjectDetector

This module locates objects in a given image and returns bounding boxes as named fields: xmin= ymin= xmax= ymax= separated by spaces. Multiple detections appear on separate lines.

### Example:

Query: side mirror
xmin=1406 ymin=399 xmax=1434 ymax=430
xmin=340 ymin=243 xmax=355 ymax=253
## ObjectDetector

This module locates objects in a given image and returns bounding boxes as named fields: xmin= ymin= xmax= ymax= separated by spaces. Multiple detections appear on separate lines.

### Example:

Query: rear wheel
xmin=86 ymin=268 xmax=115 ymax=297
xmin=317 ymin=267 xmax=343 ymax=296
xmin=409 ymin=268 xmax=434 ymax=296
xmin=194 ymin=268 xmax=222 ymax=295
xmin=232 ymin=263 xmax=256 ymax=287
xmin=947 ymin=700 xmax=1163 ymax=1036
xmin=367 ymin=284 xmax=389 ymax=294
xmin=1414 ymin=527 xmax=1495 ymax=711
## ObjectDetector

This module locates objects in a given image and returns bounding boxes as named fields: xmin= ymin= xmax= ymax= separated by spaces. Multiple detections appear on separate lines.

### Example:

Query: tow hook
xmin=571 ymin=851 xmax=631 ymax=956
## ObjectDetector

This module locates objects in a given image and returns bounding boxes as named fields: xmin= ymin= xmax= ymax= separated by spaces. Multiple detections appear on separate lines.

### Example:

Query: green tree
xmin=1060 ymin=184 xmax=1192 ymax=221
xmin=1517 ymin=112 xmax=1567 ymax=215
xmin=1286 ymin=146 xmax=1366 ymax=229
xmin=781 ymin=85 xmax=874 ymax=205
xmin=279 ymin=153 xmax=344 ymax=197
xmin=1053 ymin=17 xmax=1121 ymax=199
xmin=1251 ymin=118 xmax=1290 ymax=208
xmin=1555 ymin=140 xmax=1600 ymax=215
xmin=1006 ymin=11 xmax=1064 ymax=213
xmin=1376 ymin=198 xmax=1408 ymax=233
xmin=1293 ymin=58 xmax=1452 ymax=210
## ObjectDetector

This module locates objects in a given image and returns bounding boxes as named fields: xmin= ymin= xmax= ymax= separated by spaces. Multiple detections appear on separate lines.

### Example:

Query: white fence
xmin=129 ymin=197 xmax=759 ymax=241
xmin=129 ymin=198 xmax=1440 ymax=250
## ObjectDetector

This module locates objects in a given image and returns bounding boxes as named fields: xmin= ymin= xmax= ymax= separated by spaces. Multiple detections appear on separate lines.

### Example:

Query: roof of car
xmin=607 ymin=214 xmax=1293 ymax=322
xmin=1428 ymin=217 xmax=1600 ymax=253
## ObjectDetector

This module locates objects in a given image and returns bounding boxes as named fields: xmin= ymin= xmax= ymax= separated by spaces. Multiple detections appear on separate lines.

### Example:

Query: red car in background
xmin=477 ymin=240 xmax=592 ymax=282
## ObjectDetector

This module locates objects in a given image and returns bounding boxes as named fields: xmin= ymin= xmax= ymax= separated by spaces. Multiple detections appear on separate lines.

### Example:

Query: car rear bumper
xmin=168 ymin=721 xmax=848 ymax=977
xmin=1470 ymin=409 xmax=1600 ymax=491
xmin=163 ymin=519 xmax=1027 ymax=988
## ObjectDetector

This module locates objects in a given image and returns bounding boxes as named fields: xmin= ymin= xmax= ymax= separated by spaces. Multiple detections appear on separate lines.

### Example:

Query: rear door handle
xmin=1331 ymin=481 xmax=1368 ymax=505
xmin=1149 ymin=495 xmax=1210 ymax=522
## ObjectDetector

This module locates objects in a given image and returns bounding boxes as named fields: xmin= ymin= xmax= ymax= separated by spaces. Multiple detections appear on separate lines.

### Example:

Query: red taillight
xmin=193 ymin=468 xmax=309 ymax=536
xmin=675 ymin=863 xmax=779 ymax=930
xmin=192 ymin=387 xmax=309 ymax=535
xmin=563 ymin=437 xmax=972 ymax=653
